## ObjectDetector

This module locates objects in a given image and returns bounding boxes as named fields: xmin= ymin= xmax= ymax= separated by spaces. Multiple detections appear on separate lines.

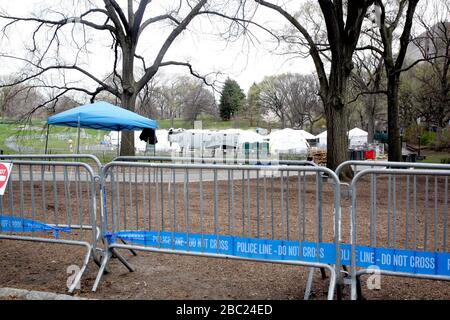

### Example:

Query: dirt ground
xmin=0 ymin=170 xmax=449 ymax=300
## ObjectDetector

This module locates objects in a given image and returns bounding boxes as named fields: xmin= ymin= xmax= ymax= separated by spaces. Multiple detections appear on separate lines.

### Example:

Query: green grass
xmin=418 ymin=151 xmax=450 ymax=164
xmin=0 ymin=120 xmax=107 ymax=154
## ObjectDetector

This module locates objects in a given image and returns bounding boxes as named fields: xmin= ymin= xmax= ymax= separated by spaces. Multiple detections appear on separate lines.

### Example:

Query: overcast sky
xmin=0 ymin=0 xmax=442 ymax=95
xmin=0 ymin=0 xmax=315 ymax=93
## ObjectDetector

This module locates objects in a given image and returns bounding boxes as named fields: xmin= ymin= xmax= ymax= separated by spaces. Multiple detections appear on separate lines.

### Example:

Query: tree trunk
xmin=387 ymin=74 xmax=402 ymax=161
xmin=120 ymin=93 xmax=137 ymax=156
xmin=325 ymin=99 xmax=350 ymax=175
xmin=367 ymin=94 xmax=376 ymax=143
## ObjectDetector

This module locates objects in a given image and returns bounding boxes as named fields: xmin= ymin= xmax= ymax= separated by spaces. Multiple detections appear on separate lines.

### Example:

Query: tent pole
xmin=117 ymin=130 xmax=120 ymax=157
xmin=44 ymin=124 xmax=50 ymax=155
xmin=76 ymin=116 xmax=81 ymax=154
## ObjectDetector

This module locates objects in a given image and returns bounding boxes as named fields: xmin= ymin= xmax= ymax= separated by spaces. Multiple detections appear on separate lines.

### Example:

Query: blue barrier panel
xmin=0 ymin=216 xmax=71 ymax=238
xmin=107 ymin=230 xmax=450 ymax=277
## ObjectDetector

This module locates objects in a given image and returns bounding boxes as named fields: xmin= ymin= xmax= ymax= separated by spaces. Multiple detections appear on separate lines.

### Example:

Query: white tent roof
xmin=298 ymin=130 xmax=316 ymax=140
xmin=316 ymin=130 xmax=327 ymax=138
xmin=348 ymin=127 xmax=368 ymax=137
xmin=266 ymin=128 xmax=309 ymax=153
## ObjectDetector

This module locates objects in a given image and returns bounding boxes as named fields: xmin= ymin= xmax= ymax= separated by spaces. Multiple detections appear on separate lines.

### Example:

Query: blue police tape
xmin=0 ymin=216 xmax=71 ymax=238
xmin=105 ymin=230 xmax=450 ymax=277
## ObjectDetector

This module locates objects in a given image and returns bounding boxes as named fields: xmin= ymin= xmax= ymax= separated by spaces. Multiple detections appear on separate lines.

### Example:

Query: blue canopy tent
xmin=45 ymin=101 xmax=158 ymax=155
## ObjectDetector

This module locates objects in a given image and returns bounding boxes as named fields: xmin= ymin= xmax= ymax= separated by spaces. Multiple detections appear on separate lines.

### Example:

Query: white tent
xmin=266 ymin=128 xmax=309 ymax=154
xmin=298 ymin=129 xmax=316 ymax=140
xmin=316 ymin=130 xmax=327 ymax=148
xmin=348 ymin=127 xmax=368 ymax=147
xmin=220 ymin=129 xmax=265 ymax=145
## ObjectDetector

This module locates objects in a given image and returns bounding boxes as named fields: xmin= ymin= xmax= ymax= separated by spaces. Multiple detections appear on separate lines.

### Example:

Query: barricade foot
xmin=68 ymin=244 xmax=92 ymax=294
xmin=304 ymin=267 xmax=315 ymax=300
xmin=120 ymin=239 xmax=138 ymax=256
xmin=111 ymin=248 xmax=135 ymax=272
xmin=92 ymin=250 xmax=111 ymax=292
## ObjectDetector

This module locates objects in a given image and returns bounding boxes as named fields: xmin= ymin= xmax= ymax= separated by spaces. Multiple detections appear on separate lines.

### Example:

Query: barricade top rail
xmin=1 ymin=159 xmax=97 ymax=178
xmin=104 ymin=160 xmax=335 ymax=179
xmin=0 ymin=154 xmax=102 ymax=171
xmin=336 ymin=160 xmax=450 ymax=178
xmin=350 ymin=168 xmax=450 ymax=186
xmin=113 ymin=156 xmax=318 ymax=167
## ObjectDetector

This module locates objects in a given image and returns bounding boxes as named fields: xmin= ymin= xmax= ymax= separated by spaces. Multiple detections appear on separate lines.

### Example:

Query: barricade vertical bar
xmin=115 ymin=170 xmax=121 ymax=232
xmin=369 ymin=174 xmax=374 ymax=246
xmin=135 ymin=167 xmax=139 ymax=230
xmin=317 ymin=172 xmax=324 ymax=242
xmin=76 ymin=167 xmax=83 ymax=239
xmin=271 ymin=172 xmax=274 ymax=239
xmin=155 ymin=167 xmax=160 ymax=246
xmin=350 ymin=181 xmax=358 ymax=300
xmin=52 ymin=165 xmax=58 ymax=226
xmin=128 ymin=169 xmax=133 ymax=229
xmin=424 ymin=176 xmax=429 ymax=251
xmin=241 ymin=170 xmax=245 ymax=235
xmin=257 ymin=170 xmax=260 ymax=238
xmin=315 ymin=172 xmax=322 ymax=271
xmin=19 ymin=165 xmax=24 ymax=222
xmin=122 ymin=168 xmax=127 ymax=230
xmin=286 ymin=171 xmax=290 ymax=240
xmin=200 ymin=168 xmax=204 ymax=252
xmin=40 ymin=165 xmax=46 ymax=223
xmin=413 ymin=175 xmax=417 ymax=250
xmin=170 ymin=168 xmax=175 ymax=250
xmin=247 ymin=169 xmax=251 ymax=237
xmin=302 ymin=172 xmax=306 ymax=241
xmin=297 ymin=171 xmax=303 ymax=262
xmin=231 ymin=170 xmax=235 ymax=235
xmin=405 ymin=175 xmax=410 ymax=247
xmin=228 ymin=170 xmax=231 ymax=234
xmin=29 ymin=164 xmax=36 ymax=222
xmin=173 ymin=169 xmax=177 ymax=236
xmin=63 ymin=166 xmax=71 ymax=228
xmin=184 ymin=168 xmax=189 ymax=250
xmin=8 ymin=173 xmax=14 ymax=227
xmin=387 ymin=175 xmax=392 ymax=247
xmin=148 ymin=169 xmax=152 ymax=231
xmin=214 ymin=168 xmax=219 ymax=253
xmin=281 ymin=170 xmax=285 ymax=239
xmin=142 ymin=167 xmax=146 ymax=231
xmin=434 ymin=176 xmax=438 ymax=252
xmin=373 ymin=174 xmax=377 ymax=246
xmin=393 ymin=175 xmax=397 ymax=245
xmin=160 ymin=167 xmax=164 ymax=232
xmin=263 ymin=172 xmax=267 ymax=238
xmin=444 ymin=177 xmax=448 ymax=251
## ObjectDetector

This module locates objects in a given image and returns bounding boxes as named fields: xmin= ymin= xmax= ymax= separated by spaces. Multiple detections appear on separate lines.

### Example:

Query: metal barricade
xmin=94 ymin=162 xmax=341 ymax=299
xmin=0 ymin=160 xmax=100 ymax=293
xmin=348 ymin=168 xmax=450 ymax=300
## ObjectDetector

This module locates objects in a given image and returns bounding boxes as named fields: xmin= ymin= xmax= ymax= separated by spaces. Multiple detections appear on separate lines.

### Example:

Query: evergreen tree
xmin=219 ymin=78 xmax=245 ymax=120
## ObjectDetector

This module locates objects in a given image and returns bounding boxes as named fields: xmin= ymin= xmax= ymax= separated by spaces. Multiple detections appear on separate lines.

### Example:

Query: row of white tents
xmin=108 ymin=127 xmax=369 ymax=154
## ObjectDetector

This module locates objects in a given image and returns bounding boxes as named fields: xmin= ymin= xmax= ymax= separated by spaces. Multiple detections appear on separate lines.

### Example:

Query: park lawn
xmin=418 ymin=150 xmax=450 ymax=164
xmin=0 ymin=120 xmax=106 ymax=154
